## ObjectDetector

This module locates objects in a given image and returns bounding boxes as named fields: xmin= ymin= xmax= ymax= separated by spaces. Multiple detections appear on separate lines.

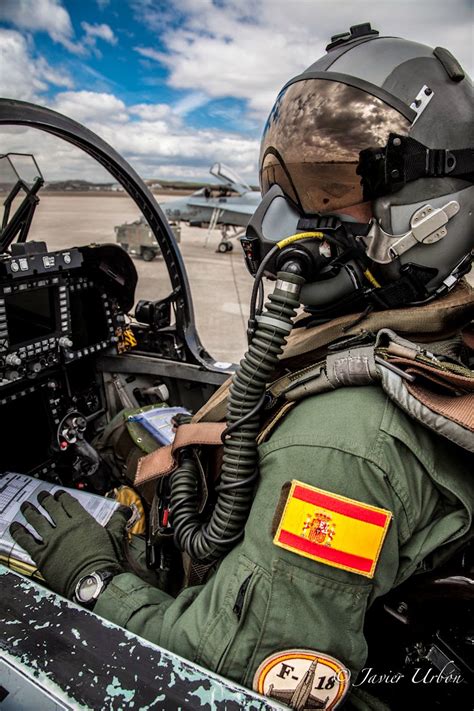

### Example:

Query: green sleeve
xmin=94 ymin=387 xmax=470 ymax=702
xmin=93 ymin=571 xmax=173 ymax=641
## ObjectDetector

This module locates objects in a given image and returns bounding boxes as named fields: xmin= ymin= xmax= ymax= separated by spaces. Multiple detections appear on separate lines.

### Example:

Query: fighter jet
xmin=267 ymin=660 xmax=330 ymax=710
xmin=161 ymin=162 xmax=260 ymax=252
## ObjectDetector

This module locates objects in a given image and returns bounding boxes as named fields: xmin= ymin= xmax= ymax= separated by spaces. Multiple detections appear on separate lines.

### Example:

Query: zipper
xmin=233 ymin=574 xmax=252 ymax=620
xmin=215 ymin=572 xmax=254 ymax=674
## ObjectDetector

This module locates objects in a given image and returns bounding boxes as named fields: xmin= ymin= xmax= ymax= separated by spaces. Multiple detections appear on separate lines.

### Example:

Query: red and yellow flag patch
xmin=273 ymin=480 xmax=392 ymax=578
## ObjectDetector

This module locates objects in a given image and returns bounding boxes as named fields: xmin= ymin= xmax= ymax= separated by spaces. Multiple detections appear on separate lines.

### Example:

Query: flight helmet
xmin=243 ymin=23 xmax=474 ymax=317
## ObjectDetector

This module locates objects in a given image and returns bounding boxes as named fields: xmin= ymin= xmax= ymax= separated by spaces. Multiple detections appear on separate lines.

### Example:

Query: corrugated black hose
xmin=169 ymin=271 xmax=304 ymax=562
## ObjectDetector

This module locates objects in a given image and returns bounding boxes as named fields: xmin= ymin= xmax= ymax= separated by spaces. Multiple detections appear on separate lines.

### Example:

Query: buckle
xmin=426 ymin=149 xmax=457 ymax=176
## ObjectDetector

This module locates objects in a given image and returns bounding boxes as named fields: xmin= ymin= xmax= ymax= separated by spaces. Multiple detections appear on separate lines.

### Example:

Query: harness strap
xmin=193 ymin=283 xmax=473 ymax=425
xmin=380 ymin=367 xmax=473 ymax=452
xmin=273 ymin=345 xmax=380 ymax=402
xmin=135 ymin=422 xmax=226 ymax=486
xmin=283 ymin=281 xmax=474 ymax=361
xmin=263 ymin=328 xmax=474 ymax=450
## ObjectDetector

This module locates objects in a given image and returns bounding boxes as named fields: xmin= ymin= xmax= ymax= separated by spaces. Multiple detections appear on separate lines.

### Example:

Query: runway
xmin=28 ymin=193 xmax=253 ymax=363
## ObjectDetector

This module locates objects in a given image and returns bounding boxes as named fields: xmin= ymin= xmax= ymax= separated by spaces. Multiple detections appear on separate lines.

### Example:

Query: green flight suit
xmin=94 ymin=385 xmax=473 ymax=705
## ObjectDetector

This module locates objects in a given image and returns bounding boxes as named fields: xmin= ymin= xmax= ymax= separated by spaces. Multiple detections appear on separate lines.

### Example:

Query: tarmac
xmin=26 ymin=193 xmax=474 ymax=365
xmin=28 ymin=194 xmax=253 ymax=363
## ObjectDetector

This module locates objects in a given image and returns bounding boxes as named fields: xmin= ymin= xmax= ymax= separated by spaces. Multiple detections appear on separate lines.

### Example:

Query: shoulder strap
xmin=282 ymin=280 xmax=474 ymax=362
xmin=265 ymin=328 xmax=474 ymax=451
xmin=135 ymin=422 xmax=226 ymax=486
xmin=193 ymin=283 xmax=473 ymax=424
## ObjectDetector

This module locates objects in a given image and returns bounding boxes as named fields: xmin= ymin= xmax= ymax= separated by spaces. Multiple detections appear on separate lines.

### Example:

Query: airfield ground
xmin=28 ymin=193 xmax=253 ymax=363
xmin=26 ymin=193 xmax=474 ymax=364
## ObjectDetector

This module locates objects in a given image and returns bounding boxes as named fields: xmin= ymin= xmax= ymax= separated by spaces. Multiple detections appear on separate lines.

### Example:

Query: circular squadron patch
xmin=253 ymin=649 xmax=350 ymax=710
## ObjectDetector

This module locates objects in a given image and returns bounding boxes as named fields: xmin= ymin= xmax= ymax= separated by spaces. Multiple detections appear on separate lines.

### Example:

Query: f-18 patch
xmin=253 ymin=649 xmax=350 ymax=710
xmin=273 ymin=480 xmax=392 ymax=578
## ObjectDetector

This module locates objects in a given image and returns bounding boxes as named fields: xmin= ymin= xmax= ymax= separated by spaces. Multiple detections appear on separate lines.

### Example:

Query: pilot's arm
xmin=11 ymin=387 xmax=470 ymax=708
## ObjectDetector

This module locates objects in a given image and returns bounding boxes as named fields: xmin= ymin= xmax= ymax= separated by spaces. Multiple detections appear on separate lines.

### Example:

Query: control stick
xmin=57 ymin=411 xmax=109 ymax=491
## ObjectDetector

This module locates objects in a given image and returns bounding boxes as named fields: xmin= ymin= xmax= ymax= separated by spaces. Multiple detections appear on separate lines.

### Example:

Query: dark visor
xmin=260 ymin=78 xmax=410 ymax=214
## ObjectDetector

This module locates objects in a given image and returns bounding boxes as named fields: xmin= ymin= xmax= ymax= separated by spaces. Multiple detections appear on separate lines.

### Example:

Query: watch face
xmin=77 ymin=574 xmax=100 ymax=602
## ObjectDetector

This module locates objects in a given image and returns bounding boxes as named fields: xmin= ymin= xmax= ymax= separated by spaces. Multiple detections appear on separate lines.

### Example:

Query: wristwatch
xmin=74 ymin=570 xmax=115 ymax=608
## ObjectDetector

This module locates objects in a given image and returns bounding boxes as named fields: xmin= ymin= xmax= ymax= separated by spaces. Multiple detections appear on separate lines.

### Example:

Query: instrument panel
xmin=0 ymin=247 xmax=119 ymax=385
xmin=0 ymin=242 xmax=136 ymax=486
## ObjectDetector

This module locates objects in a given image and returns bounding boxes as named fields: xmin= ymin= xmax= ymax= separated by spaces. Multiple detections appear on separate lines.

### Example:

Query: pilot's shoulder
xmin=261 ymin=384 xmax=440 ymax=467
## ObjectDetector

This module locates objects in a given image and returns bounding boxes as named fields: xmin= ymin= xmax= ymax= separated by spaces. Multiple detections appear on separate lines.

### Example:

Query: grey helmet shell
xmin=271 ymin=26 xmax=473 ymax=307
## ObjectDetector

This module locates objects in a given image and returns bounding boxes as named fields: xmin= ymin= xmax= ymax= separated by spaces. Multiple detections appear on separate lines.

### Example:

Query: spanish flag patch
xmin=273 ymin=481 xmax=392 ymax=578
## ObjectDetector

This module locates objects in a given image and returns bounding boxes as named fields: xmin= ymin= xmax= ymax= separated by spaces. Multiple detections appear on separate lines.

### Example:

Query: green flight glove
xmin=10 ymin=490 xmax=130 ymax=599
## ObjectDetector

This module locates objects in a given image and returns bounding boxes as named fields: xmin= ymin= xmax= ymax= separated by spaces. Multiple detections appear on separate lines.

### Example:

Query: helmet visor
xmin=260 ymin=78 xmax=410 ymax=213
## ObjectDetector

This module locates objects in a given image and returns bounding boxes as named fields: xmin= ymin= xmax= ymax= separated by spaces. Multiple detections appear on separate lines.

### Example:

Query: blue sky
xmin=22 ymin=1 xmax=254 ymax=134
xmin=0 ymin=0 xmax=472 ymax=183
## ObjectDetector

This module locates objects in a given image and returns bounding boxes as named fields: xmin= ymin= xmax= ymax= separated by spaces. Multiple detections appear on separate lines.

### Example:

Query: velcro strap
xmin=381 ymin=349 xmax=474 ymax=435
xmin=135 ymin=422 xmax=227 ymax=486
xmin=327 ymin=345 xmax=379 ymax=387
xmin=282 ymin=345 xmax=379 ymax=402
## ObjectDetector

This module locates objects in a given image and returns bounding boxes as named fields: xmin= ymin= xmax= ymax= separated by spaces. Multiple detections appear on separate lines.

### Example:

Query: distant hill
xmin=45 ymin=179 xmax=122 ymax=192
xmin=43 ymin=178 xmax=259 ymax=193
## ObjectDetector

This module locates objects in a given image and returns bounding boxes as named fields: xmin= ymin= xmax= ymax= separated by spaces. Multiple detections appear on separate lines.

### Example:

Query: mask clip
xmin=365 ymin=200 xmax=459 ymax=264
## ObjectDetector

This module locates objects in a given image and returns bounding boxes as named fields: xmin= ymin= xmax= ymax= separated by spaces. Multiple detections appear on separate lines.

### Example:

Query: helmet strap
xmin=358 ymin=133 xmax=474 ymax=200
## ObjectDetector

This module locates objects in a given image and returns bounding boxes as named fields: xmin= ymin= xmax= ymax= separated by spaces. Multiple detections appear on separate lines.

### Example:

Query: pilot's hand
xmin=10 ymin=491 xmax=130 ymax=599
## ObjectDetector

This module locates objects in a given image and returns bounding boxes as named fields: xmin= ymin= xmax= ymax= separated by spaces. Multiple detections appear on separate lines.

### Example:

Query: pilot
xmin=11 ymin=25 xmax=474 ymax=710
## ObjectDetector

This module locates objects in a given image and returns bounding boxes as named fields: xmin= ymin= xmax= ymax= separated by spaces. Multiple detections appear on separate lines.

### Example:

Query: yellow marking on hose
xmin=363 ymin=269 xmax=381 ymax=288
xmin=277 ymin=232 xmax=324 ymax=249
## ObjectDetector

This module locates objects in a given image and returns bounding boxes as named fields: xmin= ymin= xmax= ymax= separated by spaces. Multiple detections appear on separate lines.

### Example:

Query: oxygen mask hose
xmin=170 ymin=270 xmax=305 ymax=562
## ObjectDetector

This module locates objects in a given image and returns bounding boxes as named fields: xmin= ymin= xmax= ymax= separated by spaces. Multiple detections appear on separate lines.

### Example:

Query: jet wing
xmin=267 ymin=688 xmax=295 ymax=703
xmin=266 ymin=688 xmax=328 ymax=709
xmin=186 ymin=198 xmax=254 ymax=216
xmin=306 ymin=693 xmax=329 ymax=709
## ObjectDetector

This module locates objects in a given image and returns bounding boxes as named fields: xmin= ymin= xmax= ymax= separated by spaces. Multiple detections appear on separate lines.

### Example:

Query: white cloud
xmin=0 ymin=29 xmax=73 ymax=101
xmin=0 ymin=126 xmax=116 ymax=183
xmin=173 ymin=91 xmax=209 ymax=116
xmin=151 ymin=25 xmax=310 ymax=117
xmin=81 ymin=22 xmax=117 ymax=46
xmin=52 ymin=91 xmax=129 ymax=123
xmin=134 ymin=46 xmax=165 ymax=62
xmin=0 ymin=0 xmax=73 ymax=43
xmin=0 ymin=84 xmax=259 ymax=183
xmin=0 ymin=0 xmax=118 ymax=55
xmin=36 ymin=56 xmax=74 ymax=88
xmin=130 ymin=103 xmax=172 ymax=120
xmin=0 ymin=22 xmax=257 ymax=181
xmin=0 ymin=0 xmax=84 ymax=54
xmin=133 ymin=0 xmax=474 ymax=119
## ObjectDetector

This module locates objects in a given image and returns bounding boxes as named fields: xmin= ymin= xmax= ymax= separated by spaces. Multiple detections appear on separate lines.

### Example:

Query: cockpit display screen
xmin=1 ymin=390 xmax=52 ymax=473
xmin=5 ymin=286 xmax=58 ymax=346
xmin=69 ymin=286 xmax=109 ymax=349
